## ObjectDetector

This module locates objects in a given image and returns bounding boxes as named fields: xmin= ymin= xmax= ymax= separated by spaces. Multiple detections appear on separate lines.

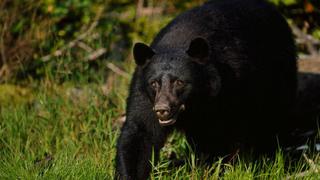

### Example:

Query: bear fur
xmin=116 ymin=0 xmax=297 ymax=179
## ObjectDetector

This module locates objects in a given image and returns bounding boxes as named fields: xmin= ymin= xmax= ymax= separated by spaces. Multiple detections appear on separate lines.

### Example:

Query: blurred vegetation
xmin=0 ymin=0 xmax=203 ymax=83
xmin=0 ymin=0 xmax=318 ymax=83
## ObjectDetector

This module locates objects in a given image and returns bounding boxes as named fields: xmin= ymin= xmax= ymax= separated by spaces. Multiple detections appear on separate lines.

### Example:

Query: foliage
xmin=0 ymin=0 xmax=202 ymax=82
xmin=1 ymin=82 xmax=319 ymax=179
xmin=0 ymin=0 xmax=130 ymax=82
xmin=0 ymin=0 xmax=319 ymax=82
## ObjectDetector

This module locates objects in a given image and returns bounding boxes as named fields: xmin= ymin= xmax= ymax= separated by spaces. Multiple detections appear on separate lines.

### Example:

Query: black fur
xmin=116 ymin=0 xmax=297 ymax=179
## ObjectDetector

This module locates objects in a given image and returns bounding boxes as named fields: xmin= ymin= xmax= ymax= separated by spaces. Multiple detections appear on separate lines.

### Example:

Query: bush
xmin=0 ymin=0 xmax=319 ymax=83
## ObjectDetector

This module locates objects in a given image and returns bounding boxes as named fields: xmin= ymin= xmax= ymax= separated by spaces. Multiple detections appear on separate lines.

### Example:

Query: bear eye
xmin=175 ymin=79 xmax=185 ymax=87
xmin=150 ymin=81 xmax=158 ymax=89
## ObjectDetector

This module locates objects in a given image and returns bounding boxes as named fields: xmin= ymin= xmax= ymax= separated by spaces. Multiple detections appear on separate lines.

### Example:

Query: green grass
xmin=0 ymin=73 xmax=319 ymax=179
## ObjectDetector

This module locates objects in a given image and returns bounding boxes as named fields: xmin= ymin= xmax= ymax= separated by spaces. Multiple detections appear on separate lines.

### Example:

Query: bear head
xmin=133 ymin=38 xmax=221 ymax=126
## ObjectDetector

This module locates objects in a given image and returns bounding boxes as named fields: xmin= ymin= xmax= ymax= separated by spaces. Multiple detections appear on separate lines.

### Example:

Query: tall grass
xmin=0 ymin=70 xmax=319 ymax=179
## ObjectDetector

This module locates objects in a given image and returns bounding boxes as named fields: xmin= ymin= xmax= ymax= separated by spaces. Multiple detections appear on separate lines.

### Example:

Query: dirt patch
xmin=299 ymin=59 xmax=320 ymax=73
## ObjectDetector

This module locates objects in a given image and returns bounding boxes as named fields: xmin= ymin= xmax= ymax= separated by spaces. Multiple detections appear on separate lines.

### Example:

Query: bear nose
xmin=154 ymin=105 xmax=170 ymax=120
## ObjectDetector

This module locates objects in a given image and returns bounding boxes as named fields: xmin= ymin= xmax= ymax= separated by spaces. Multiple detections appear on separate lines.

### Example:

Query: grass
xmin=0 ymin=64 xmax=319 ymax=179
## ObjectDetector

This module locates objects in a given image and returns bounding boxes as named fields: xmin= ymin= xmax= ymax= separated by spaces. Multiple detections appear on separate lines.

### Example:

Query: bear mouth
xmin=158 ymin=104 xmax=185 ymax=126
xmin=159 ymin=118 xmax=177 ymax=126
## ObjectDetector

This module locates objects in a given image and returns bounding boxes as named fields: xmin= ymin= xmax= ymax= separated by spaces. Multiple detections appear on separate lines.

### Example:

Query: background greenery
xmin=0 ymin=0 xmax=319 ymax=179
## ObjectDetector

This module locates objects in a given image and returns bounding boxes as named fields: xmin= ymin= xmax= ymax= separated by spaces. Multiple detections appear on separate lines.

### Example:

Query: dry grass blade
xmin=41 ymin=21 xmax=99 ymax=62
xmin=86 ymin=48 xmax=107 ymax=61
xmin=286 ymin=154 xmax=319 ymax=179
xmin=303 ymin=153 xmax=319 ymax=173
xmin=106 ymin=63 xmax=130 ymax=79
xmin=291 ymin=24 xmax=320 ymax=58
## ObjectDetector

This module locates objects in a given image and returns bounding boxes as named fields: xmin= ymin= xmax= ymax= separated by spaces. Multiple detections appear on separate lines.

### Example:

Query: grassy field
xmin=0 ymin=65 xmax=319 ymax=179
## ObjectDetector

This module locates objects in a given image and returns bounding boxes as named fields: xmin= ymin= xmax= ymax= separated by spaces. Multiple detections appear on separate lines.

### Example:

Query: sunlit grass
xmin=0 ymin=78 xmax=319 ymax=179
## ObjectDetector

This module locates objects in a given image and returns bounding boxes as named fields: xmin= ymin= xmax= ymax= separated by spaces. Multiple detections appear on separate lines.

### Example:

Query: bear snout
xmin=154 ymin=104 xmax=171 ymax=120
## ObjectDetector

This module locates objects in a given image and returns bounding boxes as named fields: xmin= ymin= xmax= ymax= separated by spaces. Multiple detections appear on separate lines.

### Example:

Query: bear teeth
xmin=180 ymin=104 xmax=185 ymax=111
xmin=159 ymin=119 xmax=176 ymax=126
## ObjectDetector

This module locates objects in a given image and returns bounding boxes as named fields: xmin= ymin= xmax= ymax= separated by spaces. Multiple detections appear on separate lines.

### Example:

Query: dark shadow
xmin=283 ymin=72 xmax=320 ymax=155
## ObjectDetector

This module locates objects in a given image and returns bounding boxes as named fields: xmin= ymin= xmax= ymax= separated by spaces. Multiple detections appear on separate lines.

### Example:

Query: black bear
xmin=116 ymin=0 xmax=297 ymax=179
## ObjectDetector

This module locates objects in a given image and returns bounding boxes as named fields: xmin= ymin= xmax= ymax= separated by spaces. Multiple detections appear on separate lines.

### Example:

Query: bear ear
xmin=186 ymin=37 xmax=209 ymax=64
xmin=133 ymin=43 xmax=155 ymax=66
